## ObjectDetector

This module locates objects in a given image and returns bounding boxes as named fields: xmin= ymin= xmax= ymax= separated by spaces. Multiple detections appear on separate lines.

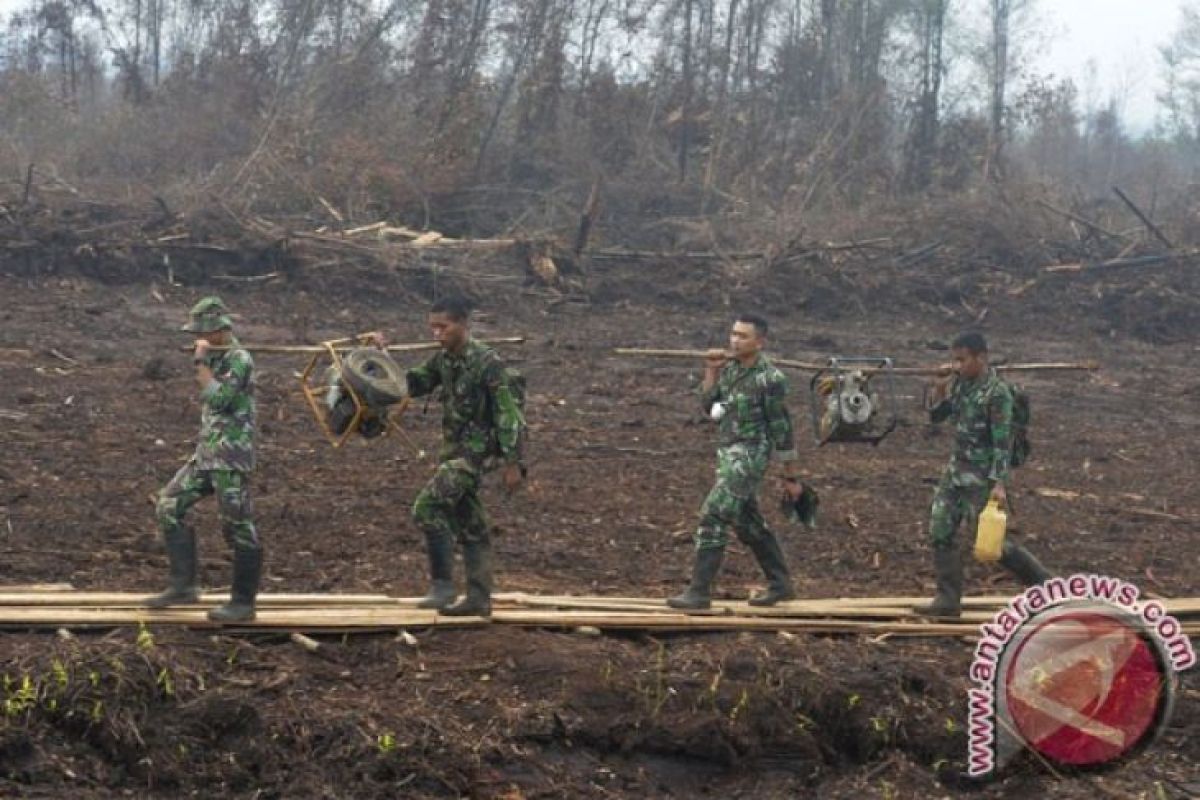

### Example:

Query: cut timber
xmin=497 ymin=592 xmax=1020 ymax=609
xmin=290 ymin=632 xmax=322 ymax=653
xmin=0 ymin=607 xmax=476 ymax=628
xmin=491 ymin=611 xmax=986 ymax=635
xmin=0 ymin=583 xmax=76 ymax=592
xmin=0 ymin=592 xmax=398 ymax=607
xmin=1112 ymin=185 xmax=1174 ymax=249
xmin=1 ymin=591 xmax=1196 ymax=635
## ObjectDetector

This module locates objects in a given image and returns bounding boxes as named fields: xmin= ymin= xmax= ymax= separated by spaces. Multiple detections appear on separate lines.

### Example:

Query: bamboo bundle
xmin=1 ymin=590 xmax=1195 ymax=635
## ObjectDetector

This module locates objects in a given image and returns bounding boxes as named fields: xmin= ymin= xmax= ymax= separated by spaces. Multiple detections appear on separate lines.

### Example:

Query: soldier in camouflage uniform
xmin=369 ymin=297 xmax=525 ymax=618
xmin=145 ymin=296 xmax=263 ymax=623
xmin=914 ymin=331 xmax=1051 ymax=618
xmin=669 ymin=314 xmax=805 ymax=610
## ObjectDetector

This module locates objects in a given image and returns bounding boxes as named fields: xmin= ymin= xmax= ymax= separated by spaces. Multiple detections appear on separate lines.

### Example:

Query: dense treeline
xmin=3 ymin=0 xmax=1200 ymax=242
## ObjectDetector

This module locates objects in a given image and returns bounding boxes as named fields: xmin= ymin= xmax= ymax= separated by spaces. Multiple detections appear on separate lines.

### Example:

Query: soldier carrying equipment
xmin=913 ymin=331 xmax=1052 ymax=619
xmin=145 ymin=296 xmax=263 ymax=623
xmin=668 ymin=314 xmax=804 ymax=611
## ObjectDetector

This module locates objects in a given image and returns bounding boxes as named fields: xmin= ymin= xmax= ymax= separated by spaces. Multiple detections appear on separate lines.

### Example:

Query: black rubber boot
xmin=999 ymin=540 xmax=1051 ymax=587
xmin=667 ymin=547 xmax=725 ymax=610
xmin=747 ymin=532 xmax=796 ymax=607
xmin=145 ymin=527 xmax=199 ymax=608
xmin=441 ymin=540 xmax=492 ymax=617
xmin=208 ymin=547 xmax=262 ymax=623
xmin=416 ymin=532 xmax=458 ymax=610
xmin=914 ymin=544 xmax=963 ymax=618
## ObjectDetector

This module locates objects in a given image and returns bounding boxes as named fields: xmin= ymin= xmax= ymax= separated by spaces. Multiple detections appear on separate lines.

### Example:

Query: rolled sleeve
xmin=987 ymin=385 xmax=1014 ymax=483
xmin=763 ymin=371 xmax=796 ymax=456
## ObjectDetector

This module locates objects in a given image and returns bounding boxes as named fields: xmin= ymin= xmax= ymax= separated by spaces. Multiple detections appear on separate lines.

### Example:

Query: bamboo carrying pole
xmin=612 ymin=348 xmax=1098 ymax=375
xmin=181 ymin=336 xmax=526 ymax=354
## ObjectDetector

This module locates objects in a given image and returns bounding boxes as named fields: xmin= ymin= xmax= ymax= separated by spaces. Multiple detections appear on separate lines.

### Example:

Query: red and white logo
xmin=997 ymin=604 xmax=1173 ymax=767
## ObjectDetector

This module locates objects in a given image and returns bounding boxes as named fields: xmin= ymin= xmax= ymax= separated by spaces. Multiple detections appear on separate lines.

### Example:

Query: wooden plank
xmin=0 ymin=606 xmax=1195 ymax=637
xmin=0 ymin=592 xmax=403 ymax=607
xmin=490 ymin=610 xmax=979 ymax=634
xmin=0 ymin=607 xmax=476 ymax=628
xmin=0 ymin=583 xmax=76 ymax=593
xmin=494 ymin=594 xmax=1000 ymax=620
xmin=494 ymin=592 xmax=1019 ymax=609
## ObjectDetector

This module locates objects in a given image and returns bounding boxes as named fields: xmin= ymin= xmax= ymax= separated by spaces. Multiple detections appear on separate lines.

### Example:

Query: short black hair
xmin=736 ymin=313 xmax=769 ymax=337
xmin=952 ymin=331 xmax=988 ymax=354
xmin=430 ymin=296 xmax=472 ymax=322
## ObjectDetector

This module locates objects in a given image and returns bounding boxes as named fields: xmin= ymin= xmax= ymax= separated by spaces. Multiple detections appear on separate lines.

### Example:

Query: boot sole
xmin=439 ymin=608 xmax=491 ymax=618
xmin=748 ymin=595 xmax=797 ymax=607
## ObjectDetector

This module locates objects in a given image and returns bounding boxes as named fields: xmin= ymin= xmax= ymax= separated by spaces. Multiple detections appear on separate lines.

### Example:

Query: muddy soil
xmin=0 ymin=254 xmax=1197 ymax=798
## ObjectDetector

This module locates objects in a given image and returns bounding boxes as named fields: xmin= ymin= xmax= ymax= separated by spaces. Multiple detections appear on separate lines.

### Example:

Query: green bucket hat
xmin=181 ymin=296 xmax=234 ymax=333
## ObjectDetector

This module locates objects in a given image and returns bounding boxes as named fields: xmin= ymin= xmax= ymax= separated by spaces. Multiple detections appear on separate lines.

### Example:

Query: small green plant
xmin=4 ymin=674 xmax=37 ymax=718
xmin=156 ymin=667 xmax=175 ymax=697
xmin=50 ymin=659 xmax=69 ymax=690
xmin=136 ymin=623 xmax=155 ymax=651
xmin=729 ymin=688 xmax=750 ymax=722
xmin=377 ymin=732 xmax=397 ymax=754
xmin=708 ymin=671 xmax=722 ymax=697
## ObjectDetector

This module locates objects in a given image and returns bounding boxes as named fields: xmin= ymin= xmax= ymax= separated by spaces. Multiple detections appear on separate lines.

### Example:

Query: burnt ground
xmin=0 ymin=252 xmax=1198 ymax=799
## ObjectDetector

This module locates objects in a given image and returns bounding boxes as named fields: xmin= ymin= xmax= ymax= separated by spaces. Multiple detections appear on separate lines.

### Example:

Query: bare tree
xmin=902 ymin=0 xmax=949 ymax=191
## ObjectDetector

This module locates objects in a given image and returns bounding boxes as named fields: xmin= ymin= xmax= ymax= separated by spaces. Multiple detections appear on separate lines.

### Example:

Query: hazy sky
xmin=1032 ymin=0 xmax=1184 ymax=130
xmin=0 ymin=0 xmax=1187 ymax=130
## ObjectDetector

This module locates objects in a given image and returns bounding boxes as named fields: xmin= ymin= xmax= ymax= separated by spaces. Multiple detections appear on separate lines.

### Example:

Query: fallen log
xmin=1043 ymin=252 xmax=1200 ymax=274
xmin=1112 ymin=185 xmax=1174 ymax=249
xmin=1034 ymin=199 xmax=1124 ymax=240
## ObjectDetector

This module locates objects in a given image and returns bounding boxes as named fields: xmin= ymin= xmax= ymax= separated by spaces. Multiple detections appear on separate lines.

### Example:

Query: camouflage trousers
xmin=695 ymin=443 xmax=773 ymax=551
xmin=412 ymin=458 xmax=491 ymax=545
xmin=156 ymin=459 xmax=260 ymax=552
xmin=928 ymin=475 xmax=991 ymax=550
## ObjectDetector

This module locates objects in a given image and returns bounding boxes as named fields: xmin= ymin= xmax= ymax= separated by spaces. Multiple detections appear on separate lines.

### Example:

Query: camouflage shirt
xmin=930 ymin=367 xmax=1012 ymax=487
xmin=194 ymin=341 xmax=256 ymax=473
xmin=407 ymin=339 xmax=524 ymax=468
xmin=700 ymin=355 xmax=797 ymax=462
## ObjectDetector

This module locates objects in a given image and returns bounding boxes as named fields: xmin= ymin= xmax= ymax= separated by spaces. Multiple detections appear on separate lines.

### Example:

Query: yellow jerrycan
xmin=974 ymin=500 xmax=1007 ymax=563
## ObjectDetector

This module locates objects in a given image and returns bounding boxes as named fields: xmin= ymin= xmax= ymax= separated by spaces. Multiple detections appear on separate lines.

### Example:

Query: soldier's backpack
xmin=1004 ymin=380 xmax=1032 ymax=468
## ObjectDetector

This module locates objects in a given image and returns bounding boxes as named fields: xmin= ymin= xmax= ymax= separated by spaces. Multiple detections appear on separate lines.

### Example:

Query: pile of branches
xmin=0 ymin=169 xmax=575 ymax=301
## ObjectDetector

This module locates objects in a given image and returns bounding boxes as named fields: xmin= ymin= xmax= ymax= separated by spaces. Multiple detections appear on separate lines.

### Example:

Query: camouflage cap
xmin=181 ymin=296 xmax=234 ymax=333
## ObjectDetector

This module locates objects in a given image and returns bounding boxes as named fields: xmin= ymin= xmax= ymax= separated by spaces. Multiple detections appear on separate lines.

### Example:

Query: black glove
xmin=781 ymin=484 xmax=819 ymax=529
